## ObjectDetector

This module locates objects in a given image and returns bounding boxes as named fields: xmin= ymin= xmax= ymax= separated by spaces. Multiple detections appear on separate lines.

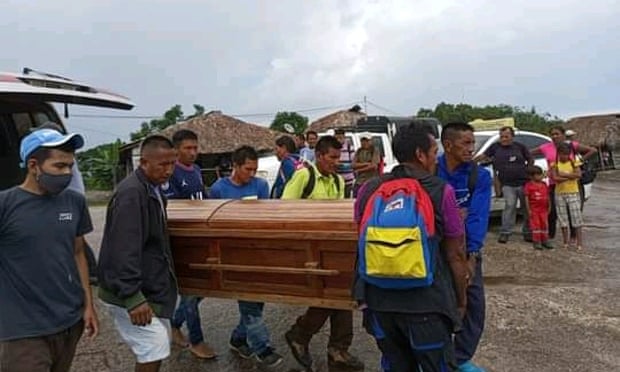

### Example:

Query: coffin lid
xmin=166 ymin=199 xmax=357 ymax=240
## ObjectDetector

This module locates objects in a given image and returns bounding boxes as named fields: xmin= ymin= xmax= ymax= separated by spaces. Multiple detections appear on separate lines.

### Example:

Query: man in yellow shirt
xmin=550 ymin=142 xmax=584 ymax=249
xmin=282 ymin=136 xmax=363 ymax=371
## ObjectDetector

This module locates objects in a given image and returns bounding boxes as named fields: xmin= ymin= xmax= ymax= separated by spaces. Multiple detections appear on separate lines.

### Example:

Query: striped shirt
xmin=337 ymin=143 xmax=355 ymax=185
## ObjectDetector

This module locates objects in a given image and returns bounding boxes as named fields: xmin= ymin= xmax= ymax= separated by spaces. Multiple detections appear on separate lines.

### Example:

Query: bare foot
xmin=189 ymin=342 xmax=217 ymax=359
xmin=171 ymin=328 xmax=189 ymax=348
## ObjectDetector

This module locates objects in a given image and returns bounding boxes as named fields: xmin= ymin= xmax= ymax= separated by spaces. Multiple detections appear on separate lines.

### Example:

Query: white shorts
xmin=103 ymin=303 xmax=171 ymax=364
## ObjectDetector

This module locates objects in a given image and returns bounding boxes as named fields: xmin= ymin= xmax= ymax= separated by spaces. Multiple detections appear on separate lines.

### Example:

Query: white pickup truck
xmin=257 ymin=130 xmax=397 ymax=190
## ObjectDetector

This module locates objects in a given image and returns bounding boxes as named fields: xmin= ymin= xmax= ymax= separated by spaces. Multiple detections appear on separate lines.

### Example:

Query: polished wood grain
xmin=168 ymin=199 xmax=359 ymax=310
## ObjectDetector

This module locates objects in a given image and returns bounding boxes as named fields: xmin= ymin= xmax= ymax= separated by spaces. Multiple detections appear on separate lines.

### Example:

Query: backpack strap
xmin=467 ymin=163 xmax=479 ymax=197
xmin=301 ymin=165 xmax=316 ymax=199
xmin=301 ymin=164 xmax=342 ymax=199
xmin=332 ymin=174 xmax=341 ymax=194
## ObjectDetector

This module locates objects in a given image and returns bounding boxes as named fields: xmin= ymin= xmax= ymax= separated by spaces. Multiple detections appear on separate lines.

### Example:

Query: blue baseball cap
xmin=20 ymin=129 xmax=84 ymax=167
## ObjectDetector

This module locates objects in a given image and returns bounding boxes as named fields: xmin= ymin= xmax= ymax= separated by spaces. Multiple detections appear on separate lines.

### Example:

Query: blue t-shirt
xmin=162 ymin=162 xmax=205 ymax=200
xmin=271 ymin=155 xmax=300 ymax=199
xmin=300 ymin=147 xmax=315 ymax=162
xmin=0 ymin=187 xmax=93 ymax=341
xmin=436 ymin=154 xmax=492 ymax=253
xmin=209 ymin=177 xmax=269 ymax=200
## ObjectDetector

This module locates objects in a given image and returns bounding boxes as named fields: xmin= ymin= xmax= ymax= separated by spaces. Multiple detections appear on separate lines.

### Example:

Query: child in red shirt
xmin=524 ymin=165 xmax=554 ymax=250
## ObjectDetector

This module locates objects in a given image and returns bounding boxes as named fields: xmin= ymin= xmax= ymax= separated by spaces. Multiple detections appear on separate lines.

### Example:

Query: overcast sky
xmin=1 ymin=0 xmax=618 ymax=148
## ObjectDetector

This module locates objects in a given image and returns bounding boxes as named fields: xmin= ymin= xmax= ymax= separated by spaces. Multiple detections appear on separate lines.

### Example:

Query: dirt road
xmin=71 ymin=171 xmax=620 ymax=372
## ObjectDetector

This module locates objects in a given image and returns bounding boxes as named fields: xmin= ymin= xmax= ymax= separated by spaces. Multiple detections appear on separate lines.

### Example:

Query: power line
xmin=68 ymin=101 xmax=363 ymax=120
xmin=69 ymin=114 xmax=158 ymax=119
xmin=67 ymin=124 xmax=126 ymax=138
xmin=232 ymin=102 xmax=362 ymax=118
xmin=366 ymin=100 xmax=403 ymax=116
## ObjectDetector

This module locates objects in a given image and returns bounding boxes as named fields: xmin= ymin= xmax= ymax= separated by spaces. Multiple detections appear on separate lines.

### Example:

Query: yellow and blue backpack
xmin=357 ymin=177 xmax=437 ymax=289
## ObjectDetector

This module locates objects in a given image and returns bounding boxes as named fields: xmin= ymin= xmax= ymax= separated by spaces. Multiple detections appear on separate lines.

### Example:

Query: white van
xmin=257 ymin=130 xmax=396 ymax=191
xmin=320 ymin=129 xmax=397 ymax=171
xmin=0 ymin=68 xmax=134 ymax=190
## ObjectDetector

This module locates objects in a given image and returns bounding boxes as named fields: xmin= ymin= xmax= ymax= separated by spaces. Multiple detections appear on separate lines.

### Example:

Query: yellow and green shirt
xmin=281 ymin=164 xmax=345 ymax=200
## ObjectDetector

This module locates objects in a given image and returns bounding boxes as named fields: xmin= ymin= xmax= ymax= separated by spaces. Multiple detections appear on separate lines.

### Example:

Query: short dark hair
xmin=334 ymin=129 xmax=345 ymax=135
xmin=306 ymin=130 xmax=318 ymax=139
xmin=527 ymin=165 xmax=543 ymax=176
xmin=231 ymin=145 xmax=258 ymax=166
xmin=557 ymin=141 xmax=572 ymax=154
xmin=296 ymin=133 xmax=305 ymax=141
xmin=315 ymin=135 xmax=342 ymax=155
xmin=275 ymin=135 xmax=296 ymax=154
xmin=392 ymin=122 xmax=434 ymax=163
xmin=172 ymin=129 xmax=198 ymax=147
xmin=549 ymin=125 xmax=565 ymax=135
xmin=29 ymin=142 xmax=76 ymax=164
xmin=441 ymin=121 xmax=475 ymax=144
xmin=499 ymin=126 xmax=515 ymax=136
xmin=140 ymin=135 xmax=174 ymax=155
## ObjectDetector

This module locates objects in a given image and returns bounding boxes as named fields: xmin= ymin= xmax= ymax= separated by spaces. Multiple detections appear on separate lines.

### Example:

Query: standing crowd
xmin=0 ymin=121 xmax=593 ymax=372
xmin=476 ymin=125 xmax=595 ymax=251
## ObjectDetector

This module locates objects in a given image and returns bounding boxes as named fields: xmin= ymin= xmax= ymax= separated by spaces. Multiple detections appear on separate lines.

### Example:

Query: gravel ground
xmin=72 ymin=171 xmax=620 ymax=372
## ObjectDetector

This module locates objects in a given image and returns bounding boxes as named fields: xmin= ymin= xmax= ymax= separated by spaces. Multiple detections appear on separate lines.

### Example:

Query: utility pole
xmin=363 ymin=95 xmax=368 ymax=113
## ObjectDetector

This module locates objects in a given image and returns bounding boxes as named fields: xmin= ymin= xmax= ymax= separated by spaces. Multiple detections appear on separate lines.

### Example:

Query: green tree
xmin=416 ymin=102 xmax=563 ymax=135
xmin=130 ymin=104 xmax=184 ymax=141
xmin=129 ymin=104 xmax=209 ymax=140
xmin=77 ymin=140 xmax=123 ymax=190
xmin=187 ymin=104 xmax=205 ymax=119
xmin=270 ymin=111 xmax=309 ymax=134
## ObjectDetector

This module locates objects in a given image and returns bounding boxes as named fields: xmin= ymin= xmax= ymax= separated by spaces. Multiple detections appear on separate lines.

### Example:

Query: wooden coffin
xmin=167 ymin=199 xmax=358 ymax=310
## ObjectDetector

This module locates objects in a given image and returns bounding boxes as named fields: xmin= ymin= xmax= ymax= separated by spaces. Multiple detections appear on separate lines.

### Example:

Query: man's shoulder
xmin=113 ymin=173 xmax=146 ymax=199
xmin=360 ymin=171 xmax=445 ymax=195
xmin=512 ymin=141 xmax=530 ymax=152
xmin=117 ymin=171 xmax=141 ymax=187
xmin=485 ymin=142 xmax=500 ymax=154
xmin=171 ymin=163 xmax=201 ymax=175
xmin=210 ymin=177 xmax=227 ymax=190
xmin=472 ymin=164 xmax=492 ymax=186
xmin=291 ymin=165 xmax=312 ymax=180
xmin=0 ymin=186 xmax=20 ymax=199
xmin=253 ymin=177 xmax=269 ymax=188
xmin=59 ymin=189 xmax=87 ymax=203
xmin=0 ymin=187 xmax=22 ymax=211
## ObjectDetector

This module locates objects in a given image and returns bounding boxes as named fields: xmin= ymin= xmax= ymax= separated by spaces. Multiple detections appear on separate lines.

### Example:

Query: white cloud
xmin=0 ymin=0 xmax=618 ymax=147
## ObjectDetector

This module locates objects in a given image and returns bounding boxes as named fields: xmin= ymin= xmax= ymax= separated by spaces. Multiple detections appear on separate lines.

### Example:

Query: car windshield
xmin=474 ymin=134 xmax=491 ymax=154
